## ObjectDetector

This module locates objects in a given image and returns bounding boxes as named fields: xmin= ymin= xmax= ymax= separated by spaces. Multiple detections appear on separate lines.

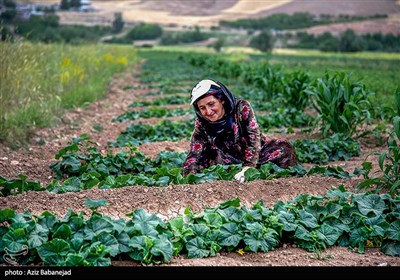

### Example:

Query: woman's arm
xmin=237 ymin=100 xmax=262 ymax=168
xmin=232 ymin=100 xmax=262 ymax=183
xmin=182 ymin=119 xmax=207 ymax=176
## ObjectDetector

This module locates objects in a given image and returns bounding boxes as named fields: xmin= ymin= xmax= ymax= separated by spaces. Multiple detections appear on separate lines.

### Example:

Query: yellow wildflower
xmin=236 ymin=248 xmax=245 ymax=256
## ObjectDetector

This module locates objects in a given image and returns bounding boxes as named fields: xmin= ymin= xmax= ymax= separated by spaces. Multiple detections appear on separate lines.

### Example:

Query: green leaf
xmin=242 ymin=208 xmax=263 ymax=222
xmin=294 ymin=224 xmax=311 ymax=241
xmin=168 ymin=216 xmax=184 ymax=232
xmin=203 ymin=213 xmax=223 ymax=228
xmin=65 ymin=254 xmax=88 ymax=266
xmin=2 ymin=228 xmax=28 ymax=252
xmin=95 ymin=232 xmax=120 ymax=257
xmin=69 ymin=238 xmax=84 ymax=253
xmin=62 ymin=156 xmax=82 ymax=174
xmin=206 ymin=230 xmax=222 ymax=256
xmin=218 ymin=197 xmax=241 ymax=209
xmin=245 ymin=167 xmax=260 ymax=181
xmin=243 ymin=222 xmax=264 ymax=239
xmin=27 ymin=224 xmax=48 ymax=248
xmin=0 ymin=208 xmax=16 ymax=222
xmin=37 ymin=213 xmax=58 ymax=232
xmin=365 ymin=216 xmax=389 ymax=237
xmin=243 ymin=228 xmax=278 ymax=252
xmin=67 ymin=216 xmax=85 ymax=234
xmin=387 ymin=220 xmax=400 ymax=241
xmin=95 ymin=163 xmax=109 ymax=177
xmin=305 ymin=203 xmax=328 ymax=221
xmin=297 ymin=210 xmax=318 ymax=229
xmin=349 ymin=227 xmax=369 ymax=248
xmin=128 ymin=208 xmax=165 ymax=230
xmin=191 ymin=224 xmax=209 ymax=237
xmin=218 ymin=223 xmax=241 ymax=247
xmin=150 ymin=235 xmax=174 ymax=263
xmin=325 ymin=219 xmax=350 ymax=234
xmin=53 ymin=224 xmax=72 ymax=240
xmin=61 ymin=177 xmax=82 ymax=192
xmin=381 ymin=240 xmax=400 ymax=257
xmin=186 ymin=236 xmax=209 ymax=258
xmin=318 ymin=224 xmax=341 ymax=246
xmin=116 ymin=232 xmax=131 ymax=253
xmin=85 ymin=242 xmax=111 ymax=266
xmin=278 ymin=210 xmax=297 ymax=232
xmin=83 ymin=216 xmax=114 ymax=240
xmin=393 ymin=116 xmax=400 ymax=140
xmin=108 ymin=218 xmax=126 ymax=234
xmin=155 ymin=176 xmax=170 ymax=186
xmin=354 ymin=193 xmax=386 ymax=216
xmin=84 ymin=198 xmax=108 ymax=211
xmin=378 ymin=153 xmax=386 ymax=171
xmin=323 ymin=203 xmax=343 ymax=220
xmin=37 ymin=239 xmax=70 ymax=266
xmin=217 ymin=206 xmax=243 ymax=223
xmin=129 ymin=236 xmax=152 ymax=262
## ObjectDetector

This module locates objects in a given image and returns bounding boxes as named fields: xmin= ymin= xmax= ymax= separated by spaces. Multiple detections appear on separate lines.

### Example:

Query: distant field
xmin=149 ymin=45 xmax=400 ymax=106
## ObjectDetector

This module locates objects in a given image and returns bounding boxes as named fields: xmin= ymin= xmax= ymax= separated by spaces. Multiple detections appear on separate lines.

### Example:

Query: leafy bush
xmin=160 ymin=27 xmax=208 ymax=45
xmin=357 ymin=116 xmax=400 ymax=196
xmin=306 ymin=72 xmax=373 ymax=138
xmin=249 ymin=30 xmax=274 ymax=53
xmin=126 ymin=23 xmax=163 ymax=40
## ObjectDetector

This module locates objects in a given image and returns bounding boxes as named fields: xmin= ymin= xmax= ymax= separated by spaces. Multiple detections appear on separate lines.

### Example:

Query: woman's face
xmin=197 ymin=95 xmax=225 ymax=122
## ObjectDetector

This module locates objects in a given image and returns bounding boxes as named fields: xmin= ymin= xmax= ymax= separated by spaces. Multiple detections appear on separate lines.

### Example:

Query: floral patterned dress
xmin=182 ymin=99 xmax=298 ymax=176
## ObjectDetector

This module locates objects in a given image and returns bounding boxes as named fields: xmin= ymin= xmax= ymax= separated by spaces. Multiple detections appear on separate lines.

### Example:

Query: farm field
xmin=1 ymin=49 xmax=399 ymax=268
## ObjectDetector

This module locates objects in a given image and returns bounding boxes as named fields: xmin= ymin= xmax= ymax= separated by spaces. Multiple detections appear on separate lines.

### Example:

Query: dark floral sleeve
xmin=182 ymin=118 xmax=207 ymax=176
xmin=237 ymin=100 xmax=262 ymax=168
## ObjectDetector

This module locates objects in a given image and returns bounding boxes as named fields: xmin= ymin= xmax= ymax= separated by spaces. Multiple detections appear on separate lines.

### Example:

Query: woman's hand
xmin=234 ymin=166 xmax=251 ymax=183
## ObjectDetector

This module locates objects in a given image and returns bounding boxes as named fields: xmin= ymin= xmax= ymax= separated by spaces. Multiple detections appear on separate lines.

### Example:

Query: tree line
xmin=1 ymin=1 xmax=399 ymax=53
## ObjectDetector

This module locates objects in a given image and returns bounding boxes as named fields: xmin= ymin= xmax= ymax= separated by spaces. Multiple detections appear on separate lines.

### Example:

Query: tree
xmin=70 ymin=0 xmax=81 ymax=9
xmin=4 ymin=0 xmax=16 ymax=8
xmin=60 ymin=0 xmax=70 ymax=10
xmin=338 ymin=29 xmax=364 ymax=52
xmin=211 ymin=37 xmax=225 ymax=53
xmin=317 ymin=32 xmax=339 ymax=52
xmin=60 ymin=0 xmax=80 ymax=10
xmin=112 ymin=12 xmax=124 ymax=34
xmin=126 ymin=23 xmax=162 ymax=40
xmin=0 ymin=0 xmax=17 ymax=22
xmin=249 ymin=30 xmax=274 ymax=53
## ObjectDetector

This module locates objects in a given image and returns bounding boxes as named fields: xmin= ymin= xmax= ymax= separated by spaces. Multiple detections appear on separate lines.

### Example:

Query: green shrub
xmin=126 ymin=23 xmax=163 ymax=40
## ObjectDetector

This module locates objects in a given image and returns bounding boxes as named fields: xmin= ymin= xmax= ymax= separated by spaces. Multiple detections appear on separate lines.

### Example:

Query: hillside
xmin=253 ymin=0 xmax=400 ymax=17
xmin=19 ymin=0 xmax=400 ymax=35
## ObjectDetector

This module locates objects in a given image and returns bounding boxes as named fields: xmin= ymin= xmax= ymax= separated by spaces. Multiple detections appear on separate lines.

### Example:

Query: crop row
xmin=1 ymin=186 xmax=399 ymax=266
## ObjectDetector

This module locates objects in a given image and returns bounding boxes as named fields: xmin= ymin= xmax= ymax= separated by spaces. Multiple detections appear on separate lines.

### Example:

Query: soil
xmin=0 ymin=65 xmax=399 ymax=268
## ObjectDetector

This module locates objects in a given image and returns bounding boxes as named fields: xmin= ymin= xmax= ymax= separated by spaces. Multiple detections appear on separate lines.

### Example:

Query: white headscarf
xmin=191 ymin=79 xmax=236 ymax=137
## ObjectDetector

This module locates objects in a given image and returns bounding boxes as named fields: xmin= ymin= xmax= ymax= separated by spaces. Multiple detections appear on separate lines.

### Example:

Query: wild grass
xmin=0 ymin=40 xmax=138 ymax=147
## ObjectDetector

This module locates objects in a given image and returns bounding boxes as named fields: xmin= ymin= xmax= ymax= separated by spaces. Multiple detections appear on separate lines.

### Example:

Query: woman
xmin=182 ymin=79 xmax=298 ymax=182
